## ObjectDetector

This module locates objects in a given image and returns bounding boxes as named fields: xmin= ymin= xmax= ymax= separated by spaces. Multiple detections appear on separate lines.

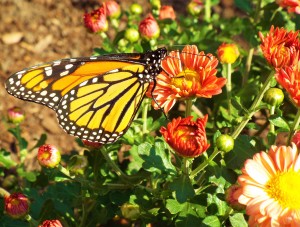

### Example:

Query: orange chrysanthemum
xmin=259 ymin=26 xmax=300 ymax=68
xmin=237 ymin=144 xmax=300 ymax=226
xmin=160 ymin=115 xmax=210 ymax=158
xmin=275 ymin=51 xmax=300 ymax=107
xmin=148 ymin=45 xmax=226 ymax=113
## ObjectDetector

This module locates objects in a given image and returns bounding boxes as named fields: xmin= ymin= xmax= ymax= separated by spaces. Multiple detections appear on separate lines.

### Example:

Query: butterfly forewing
xmin=5 ymin=47 xmax=167 ymax=144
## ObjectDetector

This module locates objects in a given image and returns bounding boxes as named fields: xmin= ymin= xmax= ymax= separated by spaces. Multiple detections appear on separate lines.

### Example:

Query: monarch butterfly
xmin=5 ymin=48 xmax=167 ymax=144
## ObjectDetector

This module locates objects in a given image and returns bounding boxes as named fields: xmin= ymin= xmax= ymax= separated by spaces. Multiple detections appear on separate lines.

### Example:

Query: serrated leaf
xmin=128 ymin=145 xmax=144 ymax=173
xmin=175 ymin=202 xmax=205 ymax=227
xmin=202 ymin=215 xmax=221 ymax=227
xmin=166 ymin=199 xmax=185 ymax=214
xmin=139 ymin=140 xmax=176 ymax=174
xmin=229 ymin=213 xmax=248 ymax=227
xmin=169 ymin=175 xmax=195 ymax=203
xmin=269 ymin=115 xmax=290 ymax=130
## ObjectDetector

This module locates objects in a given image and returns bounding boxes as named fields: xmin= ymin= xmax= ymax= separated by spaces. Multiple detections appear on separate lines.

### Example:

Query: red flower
xmin=276 ymin=0 xmax=300 ymax=14
xmin=4 ymin=193 xmax=30 ymax=219
xmin=275 ymin=51 xmax=300 ymax=107
xmin=259 ymin=26 xmax=300 ymax=68
xmin=148 ymin=45 xmax=226 ymax=113
xmin=104 ymin=1 xmax=121 ymax=19
xmin=84 ymin=7 xmax=108 ymax=33
xmin=217 ymin=43 xmax=240 ymax=64
xmin=139 ymin=14 xmax=160 ymax=40
xmin=82 ymin=140 xmax=103 ymax=149
xmin=160 ymin=115 xmax=210 ymax=158
xmin=159 ymin=5 xmax=176 ymax=20
xmin=38 ymin=220 xmax=63 ymax=227
xmin=291 ymin=131 xmax=300 ymax=149
xmin=37 ymin=144 xmax=61 ymax=168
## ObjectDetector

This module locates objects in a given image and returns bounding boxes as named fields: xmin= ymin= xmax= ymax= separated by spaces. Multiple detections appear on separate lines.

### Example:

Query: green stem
xmin=79 ymin=199 xmax=87 ymax=227
xmin=288 ymin=108 xmax=300 ymax=144
xmin=185 ymin=99 xmax=193 ymax=117
xmin=182 ymin=158 xmax=191 ymax=175
xmin=142 ymin=99 xmax=150 ymax=134
xmin=100 ymin=147 xmax=144 ymax=183
xmin=190 ymin=148 xmax=220 ymax=179
xmin=204 ymin=0 xmax=211 ymax=22
xmin=231 ymin=71 xmax=274 ymax=139
xmin=0 ymin=187 xmax=10 ymax=197
xmin=269 ymin=105 xmax=275 ymax=134
xmin=225 ymin=63 xmax=232 ymax=123
xmin=243 ymin=48 xmax=254 ymax=86
xmin=25 ymin=215 xmax=39 ymax=227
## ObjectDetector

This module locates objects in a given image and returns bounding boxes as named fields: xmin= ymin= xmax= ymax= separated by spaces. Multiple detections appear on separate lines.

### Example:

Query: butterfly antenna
xmin=151 ymin=78 xmax=168 ymax=120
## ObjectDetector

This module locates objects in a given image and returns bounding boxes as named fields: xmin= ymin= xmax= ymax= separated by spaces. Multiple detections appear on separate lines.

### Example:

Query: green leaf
xmin=202 ymin=215 xmax=221 ymax=227
xmin=17 ymin=168 xmax=37 ymax=182
xmin=30 ymin=134 xmax=47 ymax=151
xmin=224 ymin=135 xmax=258 ymax=170
xmin=175 ymin=202 xmax=205 ymax=227
xmin=166 ymin=199 xmax=185 ymax=214
xmin=229 ymin=213 xmax=248 ymax=227
xmin=128 ymin=145 xmax=144 ymax=173
xmin=269 ymin=115 xmax=290 ymax=131
xmin=169 ymin=175 xmax=195 ymax=203
xmin=138 ymin=140 xmax=176 ymax=175
xmin=0 ymin=149 xmax=17 ymax=168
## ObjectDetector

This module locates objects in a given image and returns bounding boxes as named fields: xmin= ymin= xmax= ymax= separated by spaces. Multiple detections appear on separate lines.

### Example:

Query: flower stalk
xmin=190 ymin=148 xmax=220 ymax=178
xmin=288 ymin=108 xmax=300 ymax=144
xmin=232 ymin=71 xmax=274 ymax=139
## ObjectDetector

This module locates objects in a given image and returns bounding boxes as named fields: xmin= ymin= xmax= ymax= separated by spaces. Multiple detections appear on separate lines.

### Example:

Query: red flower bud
xmin=4 ymin=193 xmax=30 ymax=219
xmin=160 ymin=115 xmax=210 ymax=158
xmin=139 ymin=14 xmax=160 ymax=40
xmin=159 ymin=5 xmax=176 ymax=20
xmin=84 ymin=7 xmax=108 ymax=33
xmin=104 ymin=1 xmax=121 ymax=19
xmin=37 ymin=144 xmax=61 ymax=168
xmin=38 ymin=219 xmax=63 ymax=227
xmin=7 ymin=107 xmax=25 ymax=124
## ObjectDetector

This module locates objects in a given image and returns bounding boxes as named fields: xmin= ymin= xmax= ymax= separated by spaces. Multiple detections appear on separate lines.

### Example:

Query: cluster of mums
xmin=4 ymin=24 xmax=300 ymax=226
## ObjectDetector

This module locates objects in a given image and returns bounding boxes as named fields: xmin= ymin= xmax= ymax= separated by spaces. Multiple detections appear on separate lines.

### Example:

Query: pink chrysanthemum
xmin=237 ymin=144 xmax=300 ymax=226
xmin=148 ymin=45 xmax=226 ymax=113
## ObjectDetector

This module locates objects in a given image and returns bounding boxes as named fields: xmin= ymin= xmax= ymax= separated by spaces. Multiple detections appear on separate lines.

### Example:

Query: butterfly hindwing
xmin=56 ymin=64 xmax=149 ymax=143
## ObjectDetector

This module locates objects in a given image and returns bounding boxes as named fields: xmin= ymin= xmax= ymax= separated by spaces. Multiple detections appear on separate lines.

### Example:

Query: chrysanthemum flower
xmin=148 ymin=45 xmax=226 ymax=113
xmin=38 ymin=219 xmax=63 ymax=227
xmin=275 ymin=51 xmax=300 ymax=107
xmin=139 ymin=14 xmax=160 ymax=40
xmin=104 ymin=1 xmax=121 ymax=19
xmin=37 ymin=144 xmax=61 ymax=168
xmin=217 ymin=43 xmax=240 ymax=64
xmin=4 ymin=193 xmax=30 ymax=219
xmin=160 ymin=115 xmax=210 ymax=158
xmin=259 ymin=26 xmax=300 ymax=68
xmin=237 ymin=143 xmax=300 ymax=226
xmin=84 ymin=7 xmax=108 ymax=33
xmin=276 ymin=0 xmax=300 ymax=14
xmin=159 ymin=5 xmax=176 ymax=20
xmin=187 ymin=0 xmax=203 ymax=16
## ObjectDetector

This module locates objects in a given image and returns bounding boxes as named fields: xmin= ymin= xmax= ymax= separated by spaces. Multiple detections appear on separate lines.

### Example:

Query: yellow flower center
xmin=266 ymin=170 xmax=300 ymax=209
xmin=171 ymin=69 xmax=199 ymax=89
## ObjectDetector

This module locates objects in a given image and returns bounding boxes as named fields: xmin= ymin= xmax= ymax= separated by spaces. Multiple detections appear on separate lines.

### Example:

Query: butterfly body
xmin=5 ymin=47 xmax=167 ymax=144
